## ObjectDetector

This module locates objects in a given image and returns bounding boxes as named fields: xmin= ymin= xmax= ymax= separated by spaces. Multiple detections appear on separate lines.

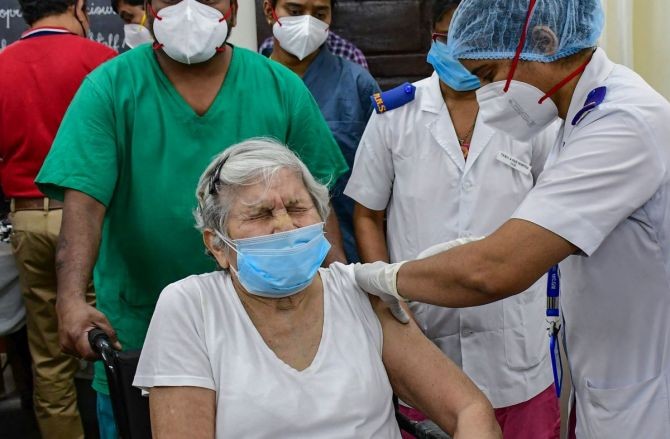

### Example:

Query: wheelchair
xmin=89 ymin=329 xmax=451 ymax=439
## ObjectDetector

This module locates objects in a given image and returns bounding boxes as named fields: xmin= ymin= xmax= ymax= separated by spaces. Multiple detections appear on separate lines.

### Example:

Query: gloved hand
xmin=354 ymin=261 xmax=410 ymax=324
xmin=416 ymin=236 xmax=485 ymax=259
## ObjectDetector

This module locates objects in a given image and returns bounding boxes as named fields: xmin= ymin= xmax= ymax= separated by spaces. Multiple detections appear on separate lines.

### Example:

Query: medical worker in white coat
xmin=354 ymin=1 xmax=670 ymax=438
xmin=345 ymin=1 xmax=559 ymax=437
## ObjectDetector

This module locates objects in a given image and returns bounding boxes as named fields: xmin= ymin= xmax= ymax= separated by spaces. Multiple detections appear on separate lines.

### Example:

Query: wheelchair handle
xmin=88 ymin=327 xmax=114 ymax=356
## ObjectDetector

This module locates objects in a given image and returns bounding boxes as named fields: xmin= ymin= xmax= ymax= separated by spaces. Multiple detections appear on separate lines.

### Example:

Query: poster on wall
xmin=1 ymin=0 xmax=124 ymax=52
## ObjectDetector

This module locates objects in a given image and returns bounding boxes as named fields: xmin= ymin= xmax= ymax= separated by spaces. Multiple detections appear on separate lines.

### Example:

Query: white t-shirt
xmin=344 ymin=72 xmax=556 ymax=408
xmin=134 ymin=263 xmax=401 ymax=439
xmin=513 ymin=49 xmax=670 ymax=438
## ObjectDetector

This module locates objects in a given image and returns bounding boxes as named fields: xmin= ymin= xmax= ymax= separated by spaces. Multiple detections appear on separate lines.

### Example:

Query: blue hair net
xmin=447 ymin=0 xmax=605 ymax=62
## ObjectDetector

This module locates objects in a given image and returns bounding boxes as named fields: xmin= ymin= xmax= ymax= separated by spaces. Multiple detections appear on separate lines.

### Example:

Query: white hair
xmin=195 ymin=138 xmax=331 ymax=249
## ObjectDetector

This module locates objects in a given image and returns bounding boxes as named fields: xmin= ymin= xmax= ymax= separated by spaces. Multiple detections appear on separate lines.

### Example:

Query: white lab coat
xmin=513 ymin=48 xmax=670 ymax=438
xmin=345 ymin=72 xmax=557 ymax=408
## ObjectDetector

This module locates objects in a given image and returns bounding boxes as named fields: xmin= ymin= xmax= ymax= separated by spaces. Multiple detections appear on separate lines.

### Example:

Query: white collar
xmin=563 ymin=48 xmax=616 ymax=136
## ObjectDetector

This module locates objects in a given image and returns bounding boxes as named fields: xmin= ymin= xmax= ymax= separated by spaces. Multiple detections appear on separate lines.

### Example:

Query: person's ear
xmin=74 ymin=0 xmax=90 ymax=35
xmin=228 ymin=0 xmax=238 ymax=28
xmin=204 ymin=230 xmax=231 ymax=269
xmin=262 ymin=0 xmax=276 ymax=25
xmin=531 ymin=25 xmax=559 ymax=56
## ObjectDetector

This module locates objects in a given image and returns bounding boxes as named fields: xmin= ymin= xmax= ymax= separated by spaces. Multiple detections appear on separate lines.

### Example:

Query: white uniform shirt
xmin=134 ymin=263 xmax=401 ymax=439
xmin=344 ymin=72 xmax=556 ymax=408
xmin=513 ymin=48 xmax=670 ymax=439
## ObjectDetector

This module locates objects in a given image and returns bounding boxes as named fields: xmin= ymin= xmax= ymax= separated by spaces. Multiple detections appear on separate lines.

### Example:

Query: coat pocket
xmin=582 ymin=370 xmax=670 ymax=439
xmin=502 ymin=287 xmax=545 ymax=370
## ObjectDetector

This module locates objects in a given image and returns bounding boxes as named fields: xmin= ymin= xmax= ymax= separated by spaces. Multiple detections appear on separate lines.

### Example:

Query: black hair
xmin=111 ymin=0 xmax=145 ymax=14
xmin=431 ymin=0 xmax=461 ymax=26
xmin=18 ymin=0 xmax=78 ymax=26
xmin=267 ymin=0 xmax=336 ymax=7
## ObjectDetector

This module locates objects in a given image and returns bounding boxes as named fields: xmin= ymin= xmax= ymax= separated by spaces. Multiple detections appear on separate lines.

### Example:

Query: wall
xmin=0 ymin=0 xmax=257 ymax=53
xmin=255 ymin=0 xmax=433 ymax=89
xmin=632 ymin=0 xmax=670 ymax=99
xmin=601 ymin=0 xmax=670 ymax=99
xmin=0 ymin=0 xmax=124 ymax=51
xmin=228 ymin=0 xmax=257 ymax=50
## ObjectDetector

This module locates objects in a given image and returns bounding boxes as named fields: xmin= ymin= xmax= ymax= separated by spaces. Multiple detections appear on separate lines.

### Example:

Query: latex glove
xmin=416 ymin=236 xmax=485 ymax=259
xmin=354 ymin=261 xmax=410 ymax=324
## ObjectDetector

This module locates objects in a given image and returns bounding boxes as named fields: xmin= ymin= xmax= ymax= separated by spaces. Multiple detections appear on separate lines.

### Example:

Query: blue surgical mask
xmin=427 ymin=41 xmax=481 ymax=92
xmin=219 ymin=223 xmax=331 ymax=298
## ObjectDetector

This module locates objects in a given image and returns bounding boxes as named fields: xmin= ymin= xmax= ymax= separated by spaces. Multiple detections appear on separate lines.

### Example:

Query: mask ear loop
xmin=215 ymin=231 xmax=240 ymax=264
xmin=538 ymin=56 xmax=591 ymax=104
xmin=147 ymin=2 xmax=164 ymax=51
xmin=504 ymin=0 xmax=593 ymax=105
xmin=504 ymin=0 xmax=537 ymax=92
xmin=215 ymin=7 xmax=233 ymax=53
xmin=219 ymin=233 xmax=242 ymax=277
xmin=271 ymin=9 xmax=282 ymax=26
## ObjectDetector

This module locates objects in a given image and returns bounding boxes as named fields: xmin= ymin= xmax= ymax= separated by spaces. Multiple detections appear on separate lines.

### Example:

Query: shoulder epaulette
xmin=370 ymin=82 xmax=416 ymax=114
xmin=572 ymin=86 xmax=607 ymax=126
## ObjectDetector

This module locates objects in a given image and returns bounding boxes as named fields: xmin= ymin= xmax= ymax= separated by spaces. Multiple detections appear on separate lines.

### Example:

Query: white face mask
xmin=152 ymin=0 xmax=230 ymax=65
xmin=123 ymin=23 xmax=153 ymax=49
xmin=272 ymin=15 xmax=329 ymax=61
xmin=476 ymin=80 xmax=559 ymax=142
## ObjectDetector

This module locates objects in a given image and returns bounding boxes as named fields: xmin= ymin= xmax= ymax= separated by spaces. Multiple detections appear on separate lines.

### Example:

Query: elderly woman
xmin=133 ymin=138 xmax=501 ymax=439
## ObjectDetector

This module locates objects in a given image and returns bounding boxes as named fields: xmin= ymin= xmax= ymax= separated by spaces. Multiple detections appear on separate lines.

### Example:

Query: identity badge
xmin=496 ymin=151 xmax=531 ymax=175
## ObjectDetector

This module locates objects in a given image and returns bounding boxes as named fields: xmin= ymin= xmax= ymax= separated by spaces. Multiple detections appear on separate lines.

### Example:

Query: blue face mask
xmin=219 ymin=223 xmax=331 ymax=298
xmin=427 ymin=41 xmax=481 ymax=92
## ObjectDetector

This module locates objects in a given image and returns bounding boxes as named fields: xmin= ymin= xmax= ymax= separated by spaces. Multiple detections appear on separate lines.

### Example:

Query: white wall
xmin=633 ymin=0 xmax=670 ymax=100
xmin=601 ymin=0 xmax=670 ymax=99
xmin=228 ymin=0 xmax=258 ymax=51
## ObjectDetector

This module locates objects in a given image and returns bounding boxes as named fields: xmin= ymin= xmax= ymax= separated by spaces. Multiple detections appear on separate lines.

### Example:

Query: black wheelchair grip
xmin=88 ymin=327 xmax=111 ymax=354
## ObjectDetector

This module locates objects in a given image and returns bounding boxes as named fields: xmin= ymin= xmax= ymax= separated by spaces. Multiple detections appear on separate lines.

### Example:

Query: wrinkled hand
xmin=56 ymin=297 xmax=121 ymax=360
xmin=354 ymin=261 xmax=410 ymax=324
xmin=417 ymin=236 xmax=485 ymax=259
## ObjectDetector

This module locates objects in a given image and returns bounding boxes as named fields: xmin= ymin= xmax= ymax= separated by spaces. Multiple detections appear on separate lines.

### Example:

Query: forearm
xmin=452 ymin=403 xmax=502 ymax=439
xmin=396 ymin=243 xmax=503 ymax=308
xmin=353 ymin=204 xmax=388 ymax=263
xmin=324 ymin=206 xmax=347 ymax=264
xmin=56 ymin=190 xmax=105 ymax=304
xmin=396 ymin=219 xmax=576 ymax=308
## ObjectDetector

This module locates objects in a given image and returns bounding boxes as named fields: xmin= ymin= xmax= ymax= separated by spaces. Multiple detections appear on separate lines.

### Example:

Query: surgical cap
xmin=447 ymin=0 xmax=605 ymax=62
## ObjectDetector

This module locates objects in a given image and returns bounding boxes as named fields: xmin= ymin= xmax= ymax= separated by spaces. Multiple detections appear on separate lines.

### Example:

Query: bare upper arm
xmin=353 ymin=202 xmax=385 ymax=223
xmin=369 ymin=296 xmax=494 ymax=434
xmin=149 ymin=386 xmax=216 ymax=439
xmin=63 ymin=189 xmax=106 ymax=221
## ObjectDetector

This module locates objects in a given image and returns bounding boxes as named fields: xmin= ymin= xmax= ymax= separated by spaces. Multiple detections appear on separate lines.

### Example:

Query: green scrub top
xmin=36 ymin=44 xmax=348 ymax=394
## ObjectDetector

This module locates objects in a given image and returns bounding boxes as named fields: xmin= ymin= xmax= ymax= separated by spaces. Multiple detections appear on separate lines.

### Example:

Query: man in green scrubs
xmin=35 ymin=1 xmax=347 ymax=437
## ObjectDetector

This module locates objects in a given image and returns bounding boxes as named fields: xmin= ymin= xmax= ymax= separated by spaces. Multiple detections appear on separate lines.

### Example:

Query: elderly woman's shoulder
xmin=156 ymin=271 xmax=231 ymax=309
xmin=321 ymin=263 xmax=366 ymax=298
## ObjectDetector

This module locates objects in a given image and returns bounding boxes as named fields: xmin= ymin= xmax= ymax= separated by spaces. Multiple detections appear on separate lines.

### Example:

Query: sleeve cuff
xmin=513 ymin=196 xmax=606 ymax=256
xmin=133 ymin=375 xmax=216 ymax=393
xmin=36 ymin=178 xmax=112 ymax=207
xmin=343 ymin=183 xmax=389 ymax=211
